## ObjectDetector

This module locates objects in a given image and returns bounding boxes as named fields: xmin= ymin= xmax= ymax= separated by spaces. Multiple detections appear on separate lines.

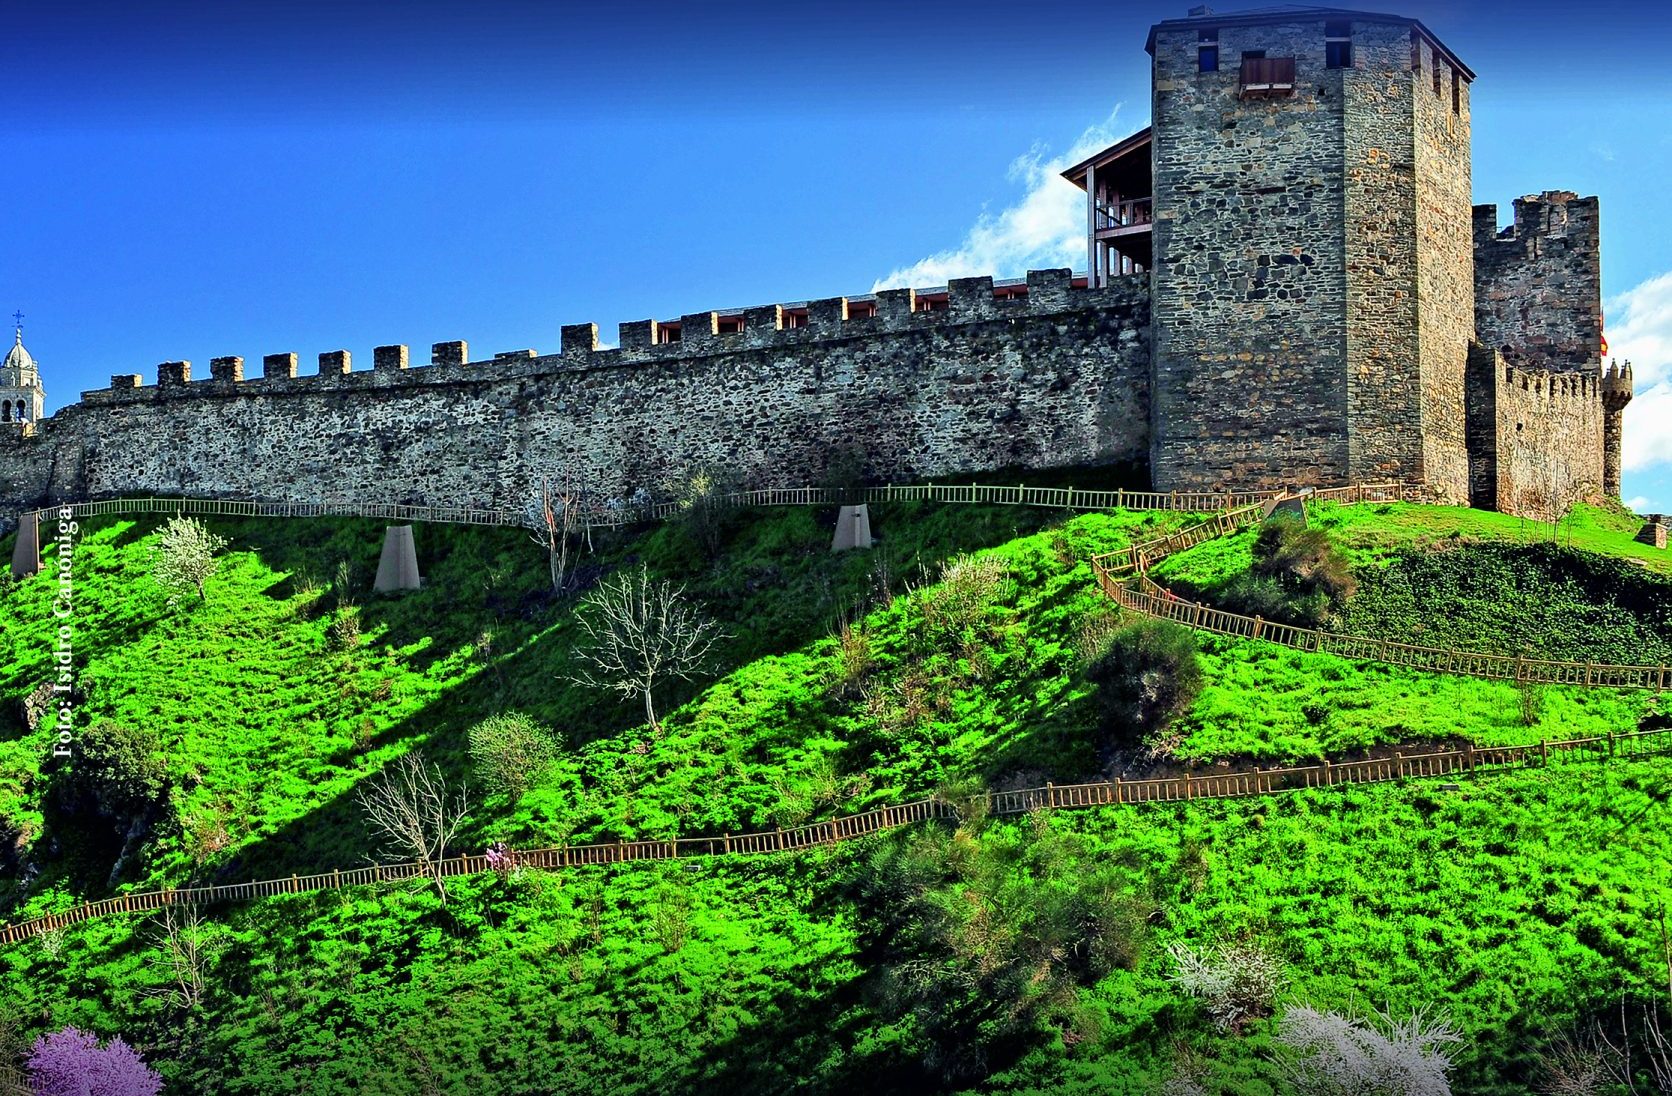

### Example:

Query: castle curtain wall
xmin=0 ymin=273 xmax=1152 ymax=522
xmin=1467 ymin=343 xmax=1604 ymax=516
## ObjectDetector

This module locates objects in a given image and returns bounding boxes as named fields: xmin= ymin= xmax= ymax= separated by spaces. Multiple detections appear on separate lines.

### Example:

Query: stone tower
xmin=1145 ymin=8 xmax=1475 ymax=499
xmin=0 ymin=321 xmax=45 ymax=431
xmin=1601 ymin=359 xmax=1633 ymax=499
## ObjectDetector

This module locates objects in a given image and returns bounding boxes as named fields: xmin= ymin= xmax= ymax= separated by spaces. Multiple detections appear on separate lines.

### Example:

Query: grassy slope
xmin=1 ymin=762 xmax=1667 ymax=1095
xmin=0 ymin=498 xmax=1669 ymax=1093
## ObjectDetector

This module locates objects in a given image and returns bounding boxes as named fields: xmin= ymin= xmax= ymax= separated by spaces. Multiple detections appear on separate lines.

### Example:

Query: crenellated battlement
xmin=1601 ymin=358 xmax=1635 ymax=406
xmin=1 ymin=266 xmax=1152 ymax=524
xmin=1501 ymin=362 xmax=1601 ymax=401
xmin=1473 ymin=190 xmax=1604 ymax=377
xmin=73 ymin=271 xmax=1138 ymax=408
xmin=1473 ymin=191 xmax=1600 ymax=252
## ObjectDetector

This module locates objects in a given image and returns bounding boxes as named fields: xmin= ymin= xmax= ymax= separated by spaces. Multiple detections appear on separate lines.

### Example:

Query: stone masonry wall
xmin=1410 ymin=34 xmax=1474 ymax=502
xmin=1340 ymin=21 xmax=1424 ymax=491
xmin=1467 ymin=342 xmax=1603 ymax=516
xmin=1473 ymin=191 xmax=1603 ymax=374
xmin=0 ymin=271 xmax=1150 ymax=526
xmin=1149 ymin=18 xmax=1351 ymax=491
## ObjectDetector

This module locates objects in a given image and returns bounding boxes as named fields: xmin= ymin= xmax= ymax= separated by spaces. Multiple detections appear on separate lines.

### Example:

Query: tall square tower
xmin=1145 ymin=7 xmax=1475 ymax=498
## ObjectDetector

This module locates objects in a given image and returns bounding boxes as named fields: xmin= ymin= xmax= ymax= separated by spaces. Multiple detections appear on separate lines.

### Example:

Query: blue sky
xmin=7 ymin=0 xmax=1670 ymax=508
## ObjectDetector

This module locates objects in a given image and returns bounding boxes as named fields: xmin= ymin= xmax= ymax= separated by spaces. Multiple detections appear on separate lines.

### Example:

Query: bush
xmin=1276 ymin=1005 xmax=1462 ymax=1096
xmin=1086 ymin=620 xmax=1203 ymax=741
xmin=1167 ymin=940 xmax=1286 ymax=1031
xmin=55 ymin=720 xmax=169 ymax=829
xmin=27 ymin=1026 xmax=163 ymax=1096
xmin=468 ymin=712 xmax=560 ymax=805
xmin=1224 ymin=515 xmax=1356 ymax=627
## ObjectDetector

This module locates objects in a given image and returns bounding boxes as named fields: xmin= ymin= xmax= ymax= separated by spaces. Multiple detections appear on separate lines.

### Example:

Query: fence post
xmin=1322 ymin=759 xmax=1331 ymax=786
xmin=1045 ymin=782 xmax=1055 ymax=809
xmin=1252 ymin=615 xmax=1265 ymax=641
xmin=1116 ymin=488 xmax=1126 ymax=509
xmin=1114 ymin=776 xmax=1122 ymax=804
xmin=1394 ymin=752 xmax=1403 ymax=779
xmin=1465 ymin=742 xmax=1475 ymax=774
xmin=1183 ymin=771 xmax=1192 ymax=800
xmin=1540 ymin=739 xmax=1548 ymax=765
xmin=1608 ymin=731 xmax=1616 ymax=759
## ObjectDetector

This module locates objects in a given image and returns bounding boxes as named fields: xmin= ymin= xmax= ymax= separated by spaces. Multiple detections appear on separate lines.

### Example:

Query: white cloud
xmin=1608 ymin=270 xmax=1672 ymax=472
xmin=1626 ymin=496 xmax=1651 ymax=511
xmin=874 ymin=107 xmax=1127 ymax=290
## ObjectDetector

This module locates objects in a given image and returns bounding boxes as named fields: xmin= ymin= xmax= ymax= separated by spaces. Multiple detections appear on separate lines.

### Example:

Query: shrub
xmin=673 ymin=468 xmax=737 ymax=560
xmin=831 ymin=619 xmax=873 ymax=693
xmin=468 ymin=712 xmax=560 ymax=805
xmin=1086 ymin=619 xmax=1203 ymax=741
xmin=27 ymin=1026 xmax=163 ymax=1096
xmin=1276 ymin=1004 xmax=1462 ymax=1096
xmin=327 ymin=607 xmax=362 ymax=651
xmin=1224 ymin=515 xmax=1356 ymax=627
xmin=55 ymin=720 xmax=169 ymax=829
xmin=1519 ymin=679 xmax=1546 ymax=727
xmin=1167 ymin=940 xmax=1286 ymax=1031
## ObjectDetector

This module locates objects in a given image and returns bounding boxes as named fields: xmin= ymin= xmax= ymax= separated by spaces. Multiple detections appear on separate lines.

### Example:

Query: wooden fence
xmin=4 ymin=725 xmax=1668 ymax=948
xmin=15 ymin=480 xmax=1293 ymax=540
xmin=1088 ymin=485 xmax=1672 ymax=692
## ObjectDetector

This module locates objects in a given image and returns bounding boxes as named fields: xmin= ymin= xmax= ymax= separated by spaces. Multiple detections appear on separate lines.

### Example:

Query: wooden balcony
xmin=1239 ymin=56 xmax=1296 ymax=99
xmin=1095 ymin=197 xmax=1152 ymax=236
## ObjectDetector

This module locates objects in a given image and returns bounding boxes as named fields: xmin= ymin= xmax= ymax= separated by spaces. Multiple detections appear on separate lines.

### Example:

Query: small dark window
xmin=1199 ymin=45 xmax=1219 ymax=72
xmin=1451 ymin=66 xmax=1461 ymax=113
xmin=1433 ymin=60 xmax=1442 ymax=96
xmin=1411 ymin=32 xmax=1422 ymax=73
xmin=1325 ymin=21 xmax=1351 ymax=68
xmin=1242 ymin=49 xmax=1266 ymax=60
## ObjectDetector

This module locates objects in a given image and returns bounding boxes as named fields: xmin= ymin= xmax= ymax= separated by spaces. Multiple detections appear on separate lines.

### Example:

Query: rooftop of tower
xmin=1145 ymin=4 xmax=1475 ymax=80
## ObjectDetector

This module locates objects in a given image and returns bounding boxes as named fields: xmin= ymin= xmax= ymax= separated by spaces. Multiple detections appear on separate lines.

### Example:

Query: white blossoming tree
xmin=150 ymin=513 xmax=230 ymax=607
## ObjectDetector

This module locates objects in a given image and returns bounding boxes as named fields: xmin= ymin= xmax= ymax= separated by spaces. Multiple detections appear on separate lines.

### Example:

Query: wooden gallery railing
xmin=3 ymin=726 xmax=1669 ymax=948
xmin=1091 ymin=486 xmax=1672 ymax=692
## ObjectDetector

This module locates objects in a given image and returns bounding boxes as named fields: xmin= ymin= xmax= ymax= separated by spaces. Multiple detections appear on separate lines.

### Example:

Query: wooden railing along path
xmin=1090 ymin=485 xmax=1672 ymax=691
xmin=3 ymin=726 xmax=1668 ymax=948
xmin=18 ymin=481 xmax=1285 ymax=537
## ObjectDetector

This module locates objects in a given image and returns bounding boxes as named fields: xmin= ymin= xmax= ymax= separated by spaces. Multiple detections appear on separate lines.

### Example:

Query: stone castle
xmin=0 ymin=5 xmax=1636 ymax=527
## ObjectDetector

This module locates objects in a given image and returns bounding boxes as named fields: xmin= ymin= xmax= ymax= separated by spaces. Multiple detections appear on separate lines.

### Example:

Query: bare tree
xmin=527 ymin=475 xmax=592 ymax=594
xmin=357 ymin=751 xmax=471 ymax=902
xmin=1594 ymin=999 xmax=1672 ymax=1094
xmin=144 ymin=900 xmax=218 ymax=1012
xmin=569 ymin=566 xmax=725 ymax=732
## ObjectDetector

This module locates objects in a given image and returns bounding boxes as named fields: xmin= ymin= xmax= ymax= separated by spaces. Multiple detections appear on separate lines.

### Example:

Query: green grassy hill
xmin=0 ymin=497 xmax=1669 ymax=1094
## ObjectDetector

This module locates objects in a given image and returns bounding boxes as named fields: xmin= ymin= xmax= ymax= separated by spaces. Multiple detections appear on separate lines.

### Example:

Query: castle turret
xmin=0 ymin=318 xmax=46 ymax=432
xmin=1601 ymin=358 xmax=1633 ymax=498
